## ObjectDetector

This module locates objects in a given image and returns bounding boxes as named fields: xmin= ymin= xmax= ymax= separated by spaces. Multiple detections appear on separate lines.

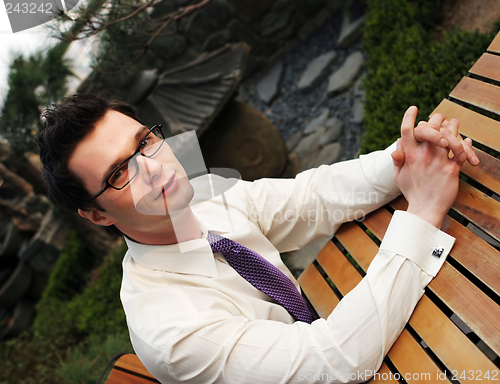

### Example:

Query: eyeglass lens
xmin=109 ymin=127 xmax=164 ymax=189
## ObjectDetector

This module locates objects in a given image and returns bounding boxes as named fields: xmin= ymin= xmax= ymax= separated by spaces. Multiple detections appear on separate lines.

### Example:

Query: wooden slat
xmin=460 ymin=147 xmax=500 ymax=196
xmin=114 ymin=354 xmax=157 ymax=380
xmin=487 ymin=31 xmax=500 ymax=54
xmin=429 ymin=262 xmax=500 ymax=357
xmin=368 ymin=362 xmax=400 ymax=383
xmin=453 ymin=180 xmax=500 ymax=243
xmin=297 ymin=263 xmax=339 ymax=319
xmin=362 ymin=208 xmax=500 ymax=357
xmin=335 ymin=222 xmax=379 ymax=271
xmin=391 ymin=196 xmax=500 ymax=298
xmin=106 ymin=369 xmax=157 ymax=384
xmin=450 ymin=76 xmax=500 ymax=115
xmin=388 ymin=330 xmax=451 ymax=384
xmin=470 ymin=53 xmax=500 ymax=83
xmin=433 ymin=99 xmax=500 ymax=152
xmin=316 ymin=240 xmax=361 ymax=294
xmin=410 ymin=295 xmax=498 ymax=381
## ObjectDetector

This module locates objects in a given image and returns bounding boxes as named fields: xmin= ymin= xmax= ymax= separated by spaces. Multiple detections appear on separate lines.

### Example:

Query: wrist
xmin=406 ymin=204 xmax=445 ymax=229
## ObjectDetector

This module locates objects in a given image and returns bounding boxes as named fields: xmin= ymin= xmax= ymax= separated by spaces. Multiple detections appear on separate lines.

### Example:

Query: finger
xmin=392 ymin=138 xmax=403 ymax=180
xmin=391 ymin=150 xmax=405 ymax=168
xmin=445 ymin=118 xmax=459 ymax=137
xmin=441 ymin=126 xmax=466 ymax=162
xmin=462 ymin=137 xmax=480 ymax=165
xmin=428 ymin=113 xmax=446 ymax=130
xmin=401 ymin=106 xmax=419 ymax=151
xmin=414 ymin=124 xmax=449 ymax=147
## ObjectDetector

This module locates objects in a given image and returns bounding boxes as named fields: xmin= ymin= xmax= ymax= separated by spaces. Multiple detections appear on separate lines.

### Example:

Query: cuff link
xmin=432 ymin=246 xmax=445 ymax=258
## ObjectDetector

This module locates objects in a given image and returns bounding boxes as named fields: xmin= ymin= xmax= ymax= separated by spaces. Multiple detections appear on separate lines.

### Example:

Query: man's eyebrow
xmin=100 ymin=125 xmax=149 ymax=185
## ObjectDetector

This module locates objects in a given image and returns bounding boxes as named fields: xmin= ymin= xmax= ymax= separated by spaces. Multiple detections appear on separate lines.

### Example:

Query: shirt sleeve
xmin=130 ymin=210 xmax=454 ymax=384
xmin=237 ymin=142 xmax=401 ymax=253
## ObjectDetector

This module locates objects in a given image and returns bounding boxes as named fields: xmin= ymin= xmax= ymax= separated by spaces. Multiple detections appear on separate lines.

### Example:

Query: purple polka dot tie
xmin=207 ymin=232 xmax=313 ymax=324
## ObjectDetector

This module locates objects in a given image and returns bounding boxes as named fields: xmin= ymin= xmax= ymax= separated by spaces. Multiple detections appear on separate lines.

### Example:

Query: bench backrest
xmin=298 ymin=32 xmax=500 ymax=382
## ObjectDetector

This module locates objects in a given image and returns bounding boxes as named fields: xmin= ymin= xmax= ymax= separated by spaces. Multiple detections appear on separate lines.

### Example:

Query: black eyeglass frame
xmin=90 ymin=124 xmax=165 ymax=200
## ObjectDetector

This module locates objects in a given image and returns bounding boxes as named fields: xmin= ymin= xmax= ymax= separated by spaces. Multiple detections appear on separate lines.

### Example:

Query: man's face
xmin=68 ymin=110 xmax=194 ymax=236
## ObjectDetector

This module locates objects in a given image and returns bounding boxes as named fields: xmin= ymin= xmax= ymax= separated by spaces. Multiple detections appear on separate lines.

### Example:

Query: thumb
xmin=392 ymin=138 xmax=404 ymax=179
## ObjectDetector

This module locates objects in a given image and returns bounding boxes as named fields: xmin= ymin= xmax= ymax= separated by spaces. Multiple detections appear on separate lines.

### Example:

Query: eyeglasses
xmin=91 ymin=124 xmax=165 ymax=200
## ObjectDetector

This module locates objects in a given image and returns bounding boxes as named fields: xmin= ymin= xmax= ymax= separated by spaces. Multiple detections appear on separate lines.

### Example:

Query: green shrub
xmin=0 ymin=234 xmax=127 ymax=383
xmin=55 ymin=332 xmax=133 ymax=384
xmin=361 ymin=0 xmax=497 ymax=153
xmin=64 ymin=241 xmax=129 ymax=339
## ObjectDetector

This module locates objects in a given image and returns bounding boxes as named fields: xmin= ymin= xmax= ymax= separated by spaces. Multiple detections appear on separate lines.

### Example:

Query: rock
xmin=293 ymin=126 xmax=326 ymax=158
xmin=312 ymin=142 xmax=342 ymax=166
xmin=201 ymin=30 xmax=233 ymax=52
xmin=23 ymin=194 xmax=51 ymax=215
xmin=272 ymin=0 xmax=291 ymax=11
xmin=183 ymin=0 xmax=231 ymax=44
xmin=261 ymin=7 xmax=294 ymax=37
xmin=353 ymin=75 xmax=366 ymax=99
xmin=150 ymin=34 xmax=187 ymax=61
xmin=1 ymin=299 xmax=36 ymax=340
xmin=256 ymin=61 xmax=284 ymax=104
xmin=235 ymin=85 xmax=248 ymax=103
xmin=0 ymin=223 xmax=29 ymax=258
xmin=18 ymin=209 xmax=71 ymax=273
xmin=227 ymin=0 xmax=273 ymax=23
xmin=319 ymin=117 xmax=344 ymax=146
xmin=128 ymin=69 xmax=159 ymax=106
xmin=338 ymin=16 xmax=367 ymax=48
xmin=303 ymin=108 xmax=329 ymax=135
xmin=351 ymin=98 xmax=364 ymax=123
xmin=150 ymin=1 xmax=176 ymax=19
xmin=327 ymin=51 xmax=365 ymax=97
xmin=227 ymin=19 xmax=260 ymax=48
xmin=281 ymin=151 xmax=301 ymax=178
xmin=311 ymin=6 xmax=332 ymax=28
xmin=0 ymin=261 xmax=33 ymax=307
xmin=293 ymin=0 xmax=326 ymax=18
xmin=286 ymin=130 xmax=303 ymax=151
xmin=199 ymin=101 xmax=288 ymax=181
xmin=298 ymin=20 xmax=317 ymax=41
xmin=297 ymin=51 xmax=337 ymax=90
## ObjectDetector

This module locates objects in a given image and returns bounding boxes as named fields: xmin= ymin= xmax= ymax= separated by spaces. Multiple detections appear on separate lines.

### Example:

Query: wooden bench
xmin=105 ymin=33 xmax=500 ymax=384
xmin=298 ymin=32 xmax=500 ymax=383
xmin=103 ymin=353 xmax=159 ymax=384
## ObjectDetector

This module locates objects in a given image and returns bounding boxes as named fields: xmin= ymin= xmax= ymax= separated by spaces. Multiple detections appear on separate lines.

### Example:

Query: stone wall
xmin=78 ymin=0 xmax=348 ymax=102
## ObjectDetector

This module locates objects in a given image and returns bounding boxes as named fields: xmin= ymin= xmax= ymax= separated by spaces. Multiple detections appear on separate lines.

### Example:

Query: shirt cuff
xmin=380 ymin=210 xmax=455 ymax=277
xmin=359 ymin=141 xmax=400 ymax=195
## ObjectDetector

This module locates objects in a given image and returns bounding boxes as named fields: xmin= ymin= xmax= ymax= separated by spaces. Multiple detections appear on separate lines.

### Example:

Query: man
xmin=39 ymin=94 xmax=477 ymax=383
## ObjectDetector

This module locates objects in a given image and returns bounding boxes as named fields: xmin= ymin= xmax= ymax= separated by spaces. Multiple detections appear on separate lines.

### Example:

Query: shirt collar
xmin=124 ymin=223 xmax=219 ymax=278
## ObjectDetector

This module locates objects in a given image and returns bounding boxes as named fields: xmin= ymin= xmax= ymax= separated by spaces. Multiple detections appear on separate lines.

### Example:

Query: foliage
xmin=0 ymin=236 xmax=127 ymax=383
xmin=55 ymin=332 xmax=133 ymax=384
xmin=0 ymin=45 xmax=74 ymax=157
xmin=360 ymin=0 xmax=497 ymax=153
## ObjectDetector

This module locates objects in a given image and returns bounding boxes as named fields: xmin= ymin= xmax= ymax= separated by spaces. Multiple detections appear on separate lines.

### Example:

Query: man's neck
xmin=119 ymin=207 xmax=202 ymax=246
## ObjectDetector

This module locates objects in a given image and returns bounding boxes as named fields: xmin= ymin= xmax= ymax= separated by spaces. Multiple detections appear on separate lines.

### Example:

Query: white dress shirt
xmin=120 ymin=143 xmax=455 ymax=383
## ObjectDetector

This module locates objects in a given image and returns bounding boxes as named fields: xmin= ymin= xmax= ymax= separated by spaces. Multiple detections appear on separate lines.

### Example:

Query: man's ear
xmin=78 ymin=208 xmax=116 ymax=226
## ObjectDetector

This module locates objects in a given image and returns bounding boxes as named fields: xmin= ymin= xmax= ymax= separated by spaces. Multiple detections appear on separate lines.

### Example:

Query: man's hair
xmin=39 ymin=94 xmax=144 ymax=212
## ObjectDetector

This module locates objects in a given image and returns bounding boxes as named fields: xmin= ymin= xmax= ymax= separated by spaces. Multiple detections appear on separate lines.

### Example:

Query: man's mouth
xmin=157 ymin=173 xmax=177 ymax=199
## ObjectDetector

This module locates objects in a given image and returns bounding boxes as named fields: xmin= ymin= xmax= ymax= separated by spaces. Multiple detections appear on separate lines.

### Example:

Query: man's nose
xmin=134 ymin=154 xmax=162 ymax=185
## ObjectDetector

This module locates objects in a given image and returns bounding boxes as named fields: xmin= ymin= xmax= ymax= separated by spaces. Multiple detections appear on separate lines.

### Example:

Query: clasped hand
xmin=391 ymin=106 xmax=479 ymax=228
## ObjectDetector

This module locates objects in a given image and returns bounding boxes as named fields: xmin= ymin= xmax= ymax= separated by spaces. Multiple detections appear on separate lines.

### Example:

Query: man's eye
xmin=139 ymin=138 xmax=149 ymax=149
xmin=111 ymin=165 xmax=128 ymax=184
